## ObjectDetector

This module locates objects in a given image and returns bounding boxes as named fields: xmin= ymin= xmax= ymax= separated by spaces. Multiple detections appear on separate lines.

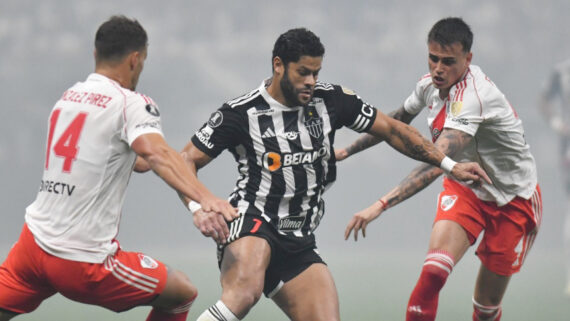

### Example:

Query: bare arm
xmin=133 ymin=156 xmax=151 ymax=173
xmin=179 ymin=140 xmax=235 ymax=244
xmin=336 ymin=106 xmax=417 ymax=160
xmin=345 ymin=128 xmax=486 ymax=241
xmin=381 ymin=128 xmax=472 ymax=209
xmin=131 ymin=133 xmax=237 ymax=223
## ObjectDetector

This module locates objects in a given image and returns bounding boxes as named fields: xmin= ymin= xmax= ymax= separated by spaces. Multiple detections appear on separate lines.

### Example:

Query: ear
xmin=273 ymin=56 xmax=284 ymax=76
xmin=466 ymin=52 xmax=473 ymax=65
xmin=128 ymin=51 xmax=140 ymax=71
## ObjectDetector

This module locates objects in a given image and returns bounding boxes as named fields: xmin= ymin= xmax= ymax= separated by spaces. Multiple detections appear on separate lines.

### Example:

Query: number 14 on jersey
xmin=45 ymin=109 xmax=88 ymax=173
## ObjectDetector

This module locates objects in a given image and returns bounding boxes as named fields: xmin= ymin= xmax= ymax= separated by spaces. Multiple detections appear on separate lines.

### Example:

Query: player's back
xmin=25 ymin=73 xmax=147 ymax=263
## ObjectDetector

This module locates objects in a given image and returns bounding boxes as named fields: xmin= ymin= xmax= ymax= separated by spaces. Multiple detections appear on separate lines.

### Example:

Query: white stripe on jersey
xmin=246 ymin=108 xmax=274 ymax=216
xmin=315 ymin=82 xmax=334 ymax=91
xmin=273 ymin=111 xmax=296 ymax=219
xmin=227 ymin=89 xmax=260 ymax=108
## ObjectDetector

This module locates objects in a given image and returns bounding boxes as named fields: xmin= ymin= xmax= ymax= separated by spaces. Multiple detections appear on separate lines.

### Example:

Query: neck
xmin=95 ymin=64 xmax=132 ymax=90
xmin=266 ymin=76 xmax=288 ymax=105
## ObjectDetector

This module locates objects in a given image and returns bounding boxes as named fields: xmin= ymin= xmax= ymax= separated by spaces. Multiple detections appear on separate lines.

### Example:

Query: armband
xmin=188 ymin=201 xmax=202 ymax=214
xmin=440 ymin=156 xmax=457 ymax=174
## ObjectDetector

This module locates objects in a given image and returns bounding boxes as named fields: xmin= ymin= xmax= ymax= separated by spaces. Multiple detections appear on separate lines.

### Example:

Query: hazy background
xmin=1 ymin=0 xmax=569 ymax=320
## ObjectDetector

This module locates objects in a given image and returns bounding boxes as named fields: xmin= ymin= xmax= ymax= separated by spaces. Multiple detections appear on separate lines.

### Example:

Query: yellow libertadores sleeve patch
xmin=451 ymin=101 xmax=463 ymax=116
xmin=341 ymin=86 xmax=355 ymax=95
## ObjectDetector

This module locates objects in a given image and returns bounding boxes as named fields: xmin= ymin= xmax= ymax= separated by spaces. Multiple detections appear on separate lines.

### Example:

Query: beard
xmin=280 ymin=67 xmax=311 ymax=107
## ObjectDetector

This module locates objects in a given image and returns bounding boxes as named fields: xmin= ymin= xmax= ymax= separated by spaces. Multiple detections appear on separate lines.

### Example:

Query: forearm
xmin=383 ymin=119 xmax=444 ymax=167
xmin=345 ymin=134 xmax=384 ymax=157
xmin=382 ymin=164 xmax=443 ymax=210
xmin=145 ymin=145 xmax=212 ymax=203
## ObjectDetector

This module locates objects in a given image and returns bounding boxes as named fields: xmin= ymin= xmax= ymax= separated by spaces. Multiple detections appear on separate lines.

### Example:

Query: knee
xmin=169 ymin=269 xmax=198 ymax=303
xmin=224 ymin=271 xmax=264 ymax=308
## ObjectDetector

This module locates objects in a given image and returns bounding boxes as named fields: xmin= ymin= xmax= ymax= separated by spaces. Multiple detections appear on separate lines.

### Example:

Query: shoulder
xmin=413 ymin=73 xmax=435 ymax=95
xmin=226 ymin=87 xmax=263 ymax=110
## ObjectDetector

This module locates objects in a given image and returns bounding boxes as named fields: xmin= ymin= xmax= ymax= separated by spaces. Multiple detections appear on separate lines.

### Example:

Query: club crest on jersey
xmin=440 ymin=195 xmax=458 ymax=211
xmin=138 ymin=254 xmax=159 ymax=269
xmin=304 ymin=112 xmax=323 ymax=138
xmin=208 ymin=111 xmax=223 ymax=128
xmin=145 ymin=104 xmax=160 ymax=117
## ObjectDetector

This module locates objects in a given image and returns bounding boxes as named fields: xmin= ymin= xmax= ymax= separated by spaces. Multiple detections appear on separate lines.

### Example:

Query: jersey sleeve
xmin=191 ymin=104 xmax=243 ymax=158
xmin=123 ymin=95 xmax=164 ymax=146
xmin=334 ymin=85 xmax=377 ymax=132
xmin=443 ymin=88 xmax=484 ymax=136
xmin=403 ymin=79 xmax=428 ymax=115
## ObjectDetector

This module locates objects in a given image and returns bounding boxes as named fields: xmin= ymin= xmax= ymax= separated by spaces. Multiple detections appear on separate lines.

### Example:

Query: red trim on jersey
xmin=430 ymin=102 xmax=446 ymax=142
xmin=107 ymin=79 xmax=129 ymax=136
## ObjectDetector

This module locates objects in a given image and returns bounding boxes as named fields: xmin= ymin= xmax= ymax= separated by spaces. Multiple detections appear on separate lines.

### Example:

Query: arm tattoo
xmin=385 ymin=164 xmax=442 ymax=208
xmin=383 ymin=128 xmax=472 ymax=209
xmin=345 ymin=106 xmax=416 ymax=157
xmin=345 ymin=134 xmax=383 ymax=156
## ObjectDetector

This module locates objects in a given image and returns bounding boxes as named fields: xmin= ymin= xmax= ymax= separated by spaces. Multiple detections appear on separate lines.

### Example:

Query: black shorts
xmin=217 ymin=213 xmax=325 ymax=297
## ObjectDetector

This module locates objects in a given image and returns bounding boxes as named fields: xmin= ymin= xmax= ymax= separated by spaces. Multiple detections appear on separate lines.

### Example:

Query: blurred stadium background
xmin=1 ymin=0 xmax=569 ymax=319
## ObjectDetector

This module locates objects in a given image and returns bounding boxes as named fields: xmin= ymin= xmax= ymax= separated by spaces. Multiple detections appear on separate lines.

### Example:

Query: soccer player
xmin=340 ymin=17 xmax=542 ymax=321
xmin=0 ymin=15 xmax=237 ymax=321
xmin=538 ymin=57 xmax=570 ymax=295
xmin=181 ymin=27 xmax=490 ymax=321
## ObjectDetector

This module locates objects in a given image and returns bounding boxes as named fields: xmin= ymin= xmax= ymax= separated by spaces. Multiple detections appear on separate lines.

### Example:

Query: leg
xmin=471 ymin=264 xmax=510 ymax=321
xmin=406 ymin=220 xmax=471 ymax=321
xmin=146 ymin=268 xmax=198 ymax=321
xmin=271 ymin=263 xmax=339 ymax=321
xmin=197 ymin=236 xmax=271 ymax=320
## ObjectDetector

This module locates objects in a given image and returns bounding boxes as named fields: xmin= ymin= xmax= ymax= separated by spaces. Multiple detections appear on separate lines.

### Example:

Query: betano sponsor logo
xmin=262 ymin=146 xmax=329 ymax=172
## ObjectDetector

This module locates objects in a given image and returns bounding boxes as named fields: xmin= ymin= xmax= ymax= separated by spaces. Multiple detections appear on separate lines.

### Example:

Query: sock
xmin=146 ymin=294 xmax=197 ymax=321
xmin=406 ymin=250 xmax=455 ymax=321
xmin=472 ymin=297 xmax=502 ymax=321
xmin=196 ymin=300 xmax=239 ymax=321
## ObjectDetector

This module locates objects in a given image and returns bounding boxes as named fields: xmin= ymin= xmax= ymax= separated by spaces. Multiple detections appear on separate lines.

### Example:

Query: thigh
xmin=0 ymin=225 xmax=56 ymax=314
xmin=429 ymin=220 xmax=472 ymax=263
xmin=46 ymin=249 xmax=168 ymax=312
xmin=272 ymin=263 xmax=339 ymax=321
xmin=219 ymin=236 xmax=271 ymax=318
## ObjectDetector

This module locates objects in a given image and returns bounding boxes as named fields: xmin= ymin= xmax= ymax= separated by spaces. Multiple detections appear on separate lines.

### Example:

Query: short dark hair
xmin=272 ymin=28 xmax=325 ymax=70
xmin=428 ymin=17 xmax=473 ymax=53
xmin=95 ymin=15 xmax=147 ymax=63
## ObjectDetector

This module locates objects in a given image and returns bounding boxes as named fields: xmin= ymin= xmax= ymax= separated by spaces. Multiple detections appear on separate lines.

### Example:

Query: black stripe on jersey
xmin=284 ymin=110 xmax=306 ymax=216
xmin=259 ymin=114 xmax=285 ymax=217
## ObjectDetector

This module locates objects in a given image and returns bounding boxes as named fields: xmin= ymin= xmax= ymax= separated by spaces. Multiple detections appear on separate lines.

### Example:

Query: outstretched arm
xmin=336 ymin=106 xmax=417 ymax=161
xmin=180 ymin=140 xmax=237 ymax=244
xmin=132 ymin=133 xmax=238 ymax=244
xmin=345 ymin=128 xmax=482 ymax=241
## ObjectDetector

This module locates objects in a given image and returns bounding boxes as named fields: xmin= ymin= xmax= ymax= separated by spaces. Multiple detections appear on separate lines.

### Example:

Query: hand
xmin=335 ymin=148 xmax=349 ymax=161
xmin=344 ymin=200 xmax=385 ymax=241
xmin=449 ymin=162 xmax=492 ymax=186
xmin=192 ymin=209 xmax=232 ymax=244
xmin=199 ymin=195 xmax=239 ymax=222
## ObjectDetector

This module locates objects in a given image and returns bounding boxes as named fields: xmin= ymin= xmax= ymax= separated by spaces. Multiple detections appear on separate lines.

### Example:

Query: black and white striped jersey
xmin=192 ymin=79 xmax=377 ymax=238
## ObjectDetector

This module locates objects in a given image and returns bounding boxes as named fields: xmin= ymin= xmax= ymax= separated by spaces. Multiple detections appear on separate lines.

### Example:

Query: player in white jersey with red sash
xmin=0 ymin=16 xmax=237 ymax=321
xmin=539 ymin=58 xmax=570 ymax=295
xmin=339 ymin=17 xmax=542 ymax=321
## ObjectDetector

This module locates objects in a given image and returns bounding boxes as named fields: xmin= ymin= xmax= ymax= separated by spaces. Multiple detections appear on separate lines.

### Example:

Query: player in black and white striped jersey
xmin=181 ymin=28 xmax=490 ymax=321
